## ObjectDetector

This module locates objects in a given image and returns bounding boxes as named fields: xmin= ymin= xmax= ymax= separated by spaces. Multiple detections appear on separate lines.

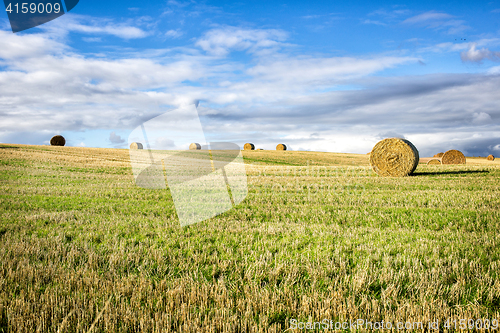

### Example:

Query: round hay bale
xmin=369 ymin=138 xmax=419 ymax=177
xmin=276 ymin=144 xmax=287 ymax=151
xmin=427 ymin=158 xmax=441 ymax=165
xmin=257 ymin=148 xmax=264 ymax=150
xmin=244 ymin=143 xmax=255 ymax=150
xmin=433 ymin=152 xmax=444 ymax=158
xmin=441 ymin=150 xmax=466 ymax=165
xmin=189 ymin=143 xmax=201 ymax=150
xmin=487 ymin=154 xmax=495 ymax=161
xmin=50 ymin=135 xmax=65 ymax=146
xmin=130 ymin=142 xmax=143 ymax=150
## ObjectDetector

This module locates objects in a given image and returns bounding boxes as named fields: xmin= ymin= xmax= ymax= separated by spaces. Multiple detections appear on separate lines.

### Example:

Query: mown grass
xmin=0 ymin=144 xmax=499 ymax=332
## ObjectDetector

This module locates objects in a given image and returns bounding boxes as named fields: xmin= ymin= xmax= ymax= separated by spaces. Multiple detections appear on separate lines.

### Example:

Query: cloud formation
xmin=403 ymin=11 xmax=453 ymax=24
xmin=165 ymin=29 xmax=183 ymax=38
xmin=40 ymin=14 xmax=150 ymax=39
xmin=362 ymin=19 xmax=387 ymax=26
xmin=0 ymin=21 xmax=499 ymax=157
xmin=195 ymin=27 xmax=289 ymax=56
xmin=109 ymin=132 xmax=125 ymax=144
xmin=461 ymin=43 xmax=500 ymax=63
xmin=402 ymin=10 xmax=469 ymax=34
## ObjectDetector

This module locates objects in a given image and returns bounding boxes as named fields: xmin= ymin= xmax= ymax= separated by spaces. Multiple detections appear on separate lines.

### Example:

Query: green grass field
xmin=1 ymin=144 xmax=499 ymax=332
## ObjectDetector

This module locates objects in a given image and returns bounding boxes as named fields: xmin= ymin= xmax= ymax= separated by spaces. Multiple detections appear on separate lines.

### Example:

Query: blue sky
xmin=1 ymin=0 xmax=500 ymax=156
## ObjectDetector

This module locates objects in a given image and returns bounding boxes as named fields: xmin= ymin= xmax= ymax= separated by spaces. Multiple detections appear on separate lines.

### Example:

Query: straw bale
xmin=50 ymin=135 xmax=65 ymax=146
xmin=369 ymin=138 xmax=419 ymax=177
xmin=244 ymin=143 xmax=255 ymax=150
xmin=130 ymin=142 xmax=143 ymax=150
xmin=189 ymin=143 xmax=201 ymax=150
xmin=441 ymin=150 xmax=466 ymax=165
xmin=276 ymin=144 xmax=287 ymax=151
xmin=427 ymin=158 xmax=441 ymax=165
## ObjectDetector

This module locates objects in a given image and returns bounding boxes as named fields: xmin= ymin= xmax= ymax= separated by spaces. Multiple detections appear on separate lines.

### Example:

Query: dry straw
xmin=487 ymin=154 xmax=495 ymax=161
xmin=441 ymin=149 xmax=466 ymax=165
xmin=427 ymin=158 xmax=442 ymax=165
xmin=50 ymin=135 xmax=65 ymax=146
xmin=369 ymin=138 xmax=419 ymax=177
xmin=276 ymin=144 xmax=287 ymax=151
xmin=244 ymin=143 xmax=255 ymax=150
xmin=433 ymin=152 xmax=444 ymax=158
xmin=130 ymin=142 xmax=143 ymax=150
xmin=189 ymin=143 xmax=201 ymax=150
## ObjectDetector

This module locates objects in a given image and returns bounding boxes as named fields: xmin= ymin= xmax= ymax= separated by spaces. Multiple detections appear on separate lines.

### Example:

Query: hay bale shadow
xmin=412 ymin=170 xmax=489 ymax=176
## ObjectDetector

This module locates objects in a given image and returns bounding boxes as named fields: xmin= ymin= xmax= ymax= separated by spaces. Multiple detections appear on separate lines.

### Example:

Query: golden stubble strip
xmin=86 ymin=295 xmax=113 ymax=333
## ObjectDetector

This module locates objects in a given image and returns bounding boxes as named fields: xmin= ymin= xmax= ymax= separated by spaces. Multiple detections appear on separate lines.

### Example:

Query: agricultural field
xmin=1 ymin=144 xmax=499 ymax=332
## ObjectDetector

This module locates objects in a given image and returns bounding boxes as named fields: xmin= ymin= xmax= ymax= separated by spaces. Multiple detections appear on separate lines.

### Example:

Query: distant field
xmin=1 ymin=144 xmax=499 ymax=332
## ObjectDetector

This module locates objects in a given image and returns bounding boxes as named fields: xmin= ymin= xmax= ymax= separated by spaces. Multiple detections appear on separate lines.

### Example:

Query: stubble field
xmin=0 ymin=144 xmax=499 ymax=332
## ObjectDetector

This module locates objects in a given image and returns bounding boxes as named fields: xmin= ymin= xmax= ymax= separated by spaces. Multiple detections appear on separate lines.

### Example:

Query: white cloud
xmin=418 ymin=41 xmax=469 ymax=54
xmin=1 ymin=23 xmax=499 ymax=157
xmin=415 ymin=39 xmax=500 ymax=60
xmin=67 ymin=23 xmax=148 ymax=39
xmin=368 ymin=8 xmax=411 ymax=19
xmin=403 ymin=11 xmax=453 ymax=24
xmin=302 ymin=15 xmax=322 ymax=19
xmin=0 ymin=30 xmax=66 ymax=59
xmin=362 ymin=19 xmax=387 ymax=26
xmin=246 ymin=56 xmax=418 ymax=84
xmin=1 ymin=50 xmax=204 ymax=90
xmin=40 ymin=14 xmax=149 ymax=39
xmin=402 ymin=11 xmax=470 ymax=35
xmin=0 ymin=29 xmax=207 ymax=135
xmin=165 ymin=29 xmax=183 ymax=38
xmin=460 ymin=43 xmax=500 ymax=62
xmin=472 ymin=112 xmax=492 ymax=124
xmin=154 ymin=137 xmax=176 ymax=149
xmin=167 ymin=0 xmax=191 ymax=8
xmin=487 ymin=66 xmax=500 ymax=74
xmin=82 ymin=37 xmax=102 ymax=42
xmin=109 ymin=132 xmax=125 ymax=144
xmin=195 ymin=27 xmax=289 ymax=56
